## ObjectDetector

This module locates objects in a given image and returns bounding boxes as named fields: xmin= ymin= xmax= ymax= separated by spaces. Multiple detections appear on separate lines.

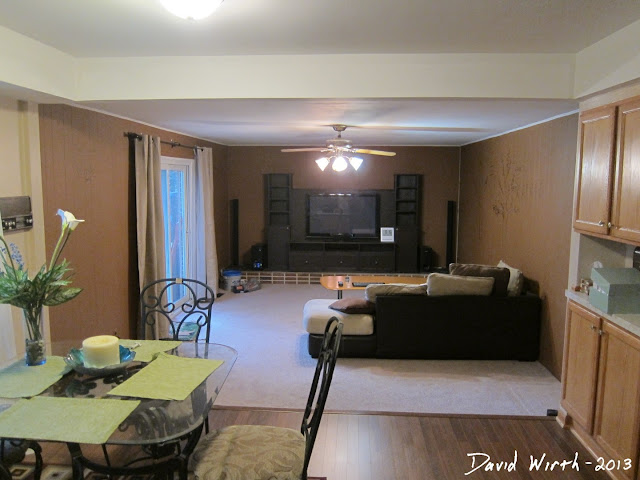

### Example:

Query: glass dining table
xmin=0 ymin=340 xmax=237 ymax=480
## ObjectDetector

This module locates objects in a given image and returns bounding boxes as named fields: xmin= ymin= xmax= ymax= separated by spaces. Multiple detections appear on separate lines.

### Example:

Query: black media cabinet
xmin=264 ymin=173 xmax=421 ymax=272
xmin=289 ymin=241 xmax=395 ymax=272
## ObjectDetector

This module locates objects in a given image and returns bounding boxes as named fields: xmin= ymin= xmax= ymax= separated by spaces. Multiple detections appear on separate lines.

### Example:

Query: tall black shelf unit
xmin=394 ymin=174 xmax=421 ymax=272
xmin=264 ymin=174 xmax=291 ymax=270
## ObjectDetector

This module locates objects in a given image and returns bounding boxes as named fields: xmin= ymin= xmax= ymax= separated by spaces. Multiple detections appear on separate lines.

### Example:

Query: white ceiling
xmin=83 ymin=98 xmax=579 ymax=146
xmin=2 ymin=0 xmax=639 ymax=57
xmin=2 ymin=0 xmax=640 ymax=146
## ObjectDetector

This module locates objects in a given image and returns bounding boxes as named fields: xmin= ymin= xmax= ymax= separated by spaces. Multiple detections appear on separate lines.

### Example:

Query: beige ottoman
xmin=302 ymin=299 xmax=376 ymax=357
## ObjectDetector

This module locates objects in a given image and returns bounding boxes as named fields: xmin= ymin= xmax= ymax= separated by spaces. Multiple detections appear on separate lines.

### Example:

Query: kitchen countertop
xmin=566 ymin=289 xmax=640 ymax=338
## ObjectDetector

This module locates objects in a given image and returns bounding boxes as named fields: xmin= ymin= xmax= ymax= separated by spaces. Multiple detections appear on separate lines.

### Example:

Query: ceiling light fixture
xmin=316 ymin=154 xmax=363 ymax=172
xmin=348 ymin=157 xmax=363 ymax=171
xmin=331 ymin=156 xmax=348 ymax=172
xmin=159 ymin=0 xmax=224 ymax=20
xmin=315 ymin=157 xmax=330 ymax=171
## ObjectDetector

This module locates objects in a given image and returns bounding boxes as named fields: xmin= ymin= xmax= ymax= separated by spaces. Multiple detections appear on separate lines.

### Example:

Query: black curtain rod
xmin=124 ymin=131 xmax=202 ymax=151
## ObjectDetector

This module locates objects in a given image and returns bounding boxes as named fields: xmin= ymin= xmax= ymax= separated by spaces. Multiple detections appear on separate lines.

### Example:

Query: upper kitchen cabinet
xmin=574 ymin=98 xmax=640 ymax=246
xmin=574 ymin=105 xmax=616 ymax=236
xmin=611 ymin=98 xmax=640 ymax=244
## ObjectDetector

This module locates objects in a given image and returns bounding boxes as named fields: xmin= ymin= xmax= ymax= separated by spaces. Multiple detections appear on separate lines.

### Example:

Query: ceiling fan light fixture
xmin=349 ymin=157 xmax=363 ymax=171
xmin=159 ymin=0 xmax=224 ymax=20
xmin=332 ymin=156 xmax=348 ymax=172
xmin=315 ymin=157 xmax=330 ymax=171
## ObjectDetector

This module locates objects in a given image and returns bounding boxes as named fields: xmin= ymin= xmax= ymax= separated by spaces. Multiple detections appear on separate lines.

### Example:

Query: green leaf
xmin=44 ymin=287 xmax=83 ymax=306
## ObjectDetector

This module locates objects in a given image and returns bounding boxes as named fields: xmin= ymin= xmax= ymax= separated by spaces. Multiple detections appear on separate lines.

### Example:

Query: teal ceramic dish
xmin=64 ymin=345 xmax=136 ymax=376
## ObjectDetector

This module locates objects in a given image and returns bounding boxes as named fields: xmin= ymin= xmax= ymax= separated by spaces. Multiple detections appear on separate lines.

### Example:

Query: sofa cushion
xmin=427 ymin=273 xmax=494 ymax=296
xmin=498 ymin=260 xmax=525 ymax=296
xmin=449 ymin=263 xmax=510 ymax=296
xmin=329 ymin=297 xmax=376 ymax=314
xmin=364 ymin=283 xmax=428 ymax=302
xmin=303 ymin=299 xmax=374 ymax=335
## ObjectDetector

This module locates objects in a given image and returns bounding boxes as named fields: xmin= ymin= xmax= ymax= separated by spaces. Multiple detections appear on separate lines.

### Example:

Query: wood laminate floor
xmin=33 ymin=408 xmax=611 ymax=480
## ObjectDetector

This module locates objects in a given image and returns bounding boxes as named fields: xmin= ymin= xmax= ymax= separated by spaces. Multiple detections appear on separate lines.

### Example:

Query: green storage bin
xmin=588 ymin=267 xmax=640 ymax=314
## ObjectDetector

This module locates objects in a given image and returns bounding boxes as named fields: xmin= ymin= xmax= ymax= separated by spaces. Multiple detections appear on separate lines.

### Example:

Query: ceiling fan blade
xmin=353 ymin=148 xmax=396 ymax=156
xmin=347 ymin=125 xmax=490 ymax=133
xmin=281 ymin=147 xmax=326 ymax=153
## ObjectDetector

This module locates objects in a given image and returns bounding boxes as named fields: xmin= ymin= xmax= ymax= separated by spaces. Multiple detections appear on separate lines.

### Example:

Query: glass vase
xmin=22 ymin=307 xmax=46 ymax=366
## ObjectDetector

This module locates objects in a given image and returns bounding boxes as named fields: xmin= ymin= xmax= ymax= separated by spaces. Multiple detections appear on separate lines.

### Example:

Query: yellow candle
xmin=82 ymin=335 xmax=120 ymax=368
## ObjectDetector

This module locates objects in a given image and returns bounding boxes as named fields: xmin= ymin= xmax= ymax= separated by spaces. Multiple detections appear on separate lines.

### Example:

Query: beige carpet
xmin=209 ymin=284 xmax=561 ymax=416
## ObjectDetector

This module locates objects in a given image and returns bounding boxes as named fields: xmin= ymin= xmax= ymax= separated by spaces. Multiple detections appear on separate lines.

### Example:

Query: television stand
xmin=288 ymin=241 xmax=395 ymax=272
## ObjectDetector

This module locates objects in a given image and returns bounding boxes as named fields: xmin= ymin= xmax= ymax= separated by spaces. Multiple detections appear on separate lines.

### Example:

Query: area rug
xmin=10 ymin=464 xmax=325 ymax=480
xmin=209 ymin=284 xmax=561 ymax=416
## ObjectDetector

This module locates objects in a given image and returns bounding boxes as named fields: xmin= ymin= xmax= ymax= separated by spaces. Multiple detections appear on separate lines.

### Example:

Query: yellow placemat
xmin=119 ymin=339 xmax=182 ymax=362
xmin=0 ymin=357 xmax=70 ymax=398
xmin=0 ymin=397 xmax=140 ymax=444
xmin=108 ymin=352 xmax=223 ymax=401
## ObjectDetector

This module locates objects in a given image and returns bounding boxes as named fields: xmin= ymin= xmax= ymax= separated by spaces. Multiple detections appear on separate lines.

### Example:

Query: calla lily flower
xmin=57 ymin=209 xmax=85 ymax=231
xmin=1 ymin=208 xmax=85 ymax=343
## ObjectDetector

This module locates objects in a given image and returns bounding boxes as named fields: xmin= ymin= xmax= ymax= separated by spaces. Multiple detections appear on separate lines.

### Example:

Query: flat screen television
xmin=307 ymin=193 xmax=379 ymax=239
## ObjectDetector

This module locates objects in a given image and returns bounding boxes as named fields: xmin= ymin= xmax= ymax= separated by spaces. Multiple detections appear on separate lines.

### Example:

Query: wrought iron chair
xmin=1 ymin=439 xmax=43 ymax=480
xmin=190 ymin=317 xmax=343 ymax=480
xmin=140 ymin=278 xmax=215 ymax=342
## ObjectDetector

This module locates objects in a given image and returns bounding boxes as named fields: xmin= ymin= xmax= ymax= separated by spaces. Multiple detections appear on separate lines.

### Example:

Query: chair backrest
xmin=140 ymin=278 xmax=215 ymax=342
xmin=300 ymin=317 xmax=343 ymax=478
xmin=1 ymin=439 xmax=41 ymax=480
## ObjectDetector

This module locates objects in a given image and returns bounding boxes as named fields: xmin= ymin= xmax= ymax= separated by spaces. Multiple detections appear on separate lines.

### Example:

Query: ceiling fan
xmin=281 ymin=124 xmax=396 ymax=157
xmin=281 ymin=125 xmax=395 ymax=171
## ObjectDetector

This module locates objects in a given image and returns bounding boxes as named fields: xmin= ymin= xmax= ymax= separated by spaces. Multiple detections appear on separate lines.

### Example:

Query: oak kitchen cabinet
xmin=574 ymin=97 xmax=640 ymax=245
xmin=561 ymin=300 xmax=640 ymax=480
xmin=611 ymin=99 xmax=640 ymax=244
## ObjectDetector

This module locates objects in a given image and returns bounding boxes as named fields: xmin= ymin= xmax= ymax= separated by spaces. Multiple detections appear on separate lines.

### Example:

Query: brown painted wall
xmin=226 ymin=146 xmax=460 ymax=267
xmin=459 ymin=114 xmax=579 ymax=378
xmin=38 ymin=104 xmax=228 ymax=342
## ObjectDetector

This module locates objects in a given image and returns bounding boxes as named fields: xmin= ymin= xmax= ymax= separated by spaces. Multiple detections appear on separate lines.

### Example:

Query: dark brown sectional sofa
xmin=308 ymin=292 xmax=542 ymax=360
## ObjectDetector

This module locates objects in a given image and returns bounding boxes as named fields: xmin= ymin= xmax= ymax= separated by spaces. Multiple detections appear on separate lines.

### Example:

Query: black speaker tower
xmin=446 ymin=200 xmax=456 ymax=267
xmin=230 ymin=199 xmax=239 ymax=267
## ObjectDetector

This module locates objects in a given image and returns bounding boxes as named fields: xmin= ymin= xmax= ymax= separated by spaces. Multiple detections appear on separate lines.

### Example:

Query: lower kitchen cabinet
xmin=593 ymin=320 xmax=640 ymax=476
xmin=561 ymin=301 xmax=601 ymax=433
xmin=561 ymin=300 xmax=640 ymax=480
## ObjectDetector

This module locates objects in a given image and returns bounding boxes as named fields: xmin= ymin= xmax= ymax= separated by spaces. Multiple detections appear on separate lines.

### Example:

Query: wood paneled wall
xmin=226 ymin=146 xmax=460 ymax=267
xmin=38 ymin=105 xmax=228 ymax=341
xmin=459 ymin=115 xmax=579 ymax=378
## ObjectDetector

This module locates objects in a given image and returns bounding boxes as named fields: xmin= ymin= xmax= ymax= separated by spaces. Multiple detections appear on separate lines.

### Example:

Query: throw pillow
xmin=449 ymin=263 xmax=510 ymax=296
xmin=329 ymin=298 xmax=376 ymax=314
xmin=427 ymin=273 xmax=494 ymax=296
xmin=497 ymin=260 xmax=525 ymax=296
xmin=364 ymin=282 xmax=428 ymax=302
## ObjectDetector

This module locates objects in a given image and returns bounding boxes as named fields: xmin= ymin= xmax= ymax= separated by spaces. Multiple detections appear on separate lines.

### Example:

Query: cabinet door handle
xmin=590 ymin=325 xmax=597 ymax=331
xmin=599 ymin=329 xmax=605 ymax=336
xmin=598 ymin=221 xmax=605 ymax=226
xmin=607 ymin=222 xmax=615 ymax=229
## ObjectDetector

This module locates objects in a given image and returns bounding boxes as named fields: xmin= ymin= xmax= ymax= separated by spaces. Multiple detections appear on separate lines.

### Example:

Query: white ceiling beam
xmin=574 ymin=18 xmax=640 ymax=98
xmin=0 ymin=27 xmax=77 ymax=100
xmin=75 ymin=53 xmax=575 ymax=101
xmin=3 ymin=20 xmax=640 ymax=103
xmin=0 ymin=25 xmax=575 ymax=102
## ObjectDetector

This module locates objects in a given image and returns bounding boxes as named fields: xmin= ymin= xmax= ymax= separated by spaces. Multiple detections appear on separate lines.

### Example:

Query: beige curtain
xmin=195 ymin=147 xmax=219 ymax=296
xmin=134 ymin=135 xmax=167 ymax=339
